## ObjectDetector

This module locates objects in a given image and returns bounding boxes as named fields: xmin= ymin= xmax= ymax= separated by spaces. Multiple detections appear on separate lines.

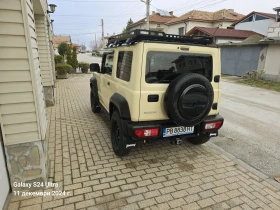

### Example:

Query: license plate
xmin=163 ymin=126 xmax=194 ymax=137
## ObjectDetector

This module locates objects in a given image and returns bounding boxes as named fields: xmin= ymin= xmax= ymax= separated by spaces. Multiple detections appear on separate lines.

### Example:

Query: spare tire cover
xmin=164 ymin=73 xmax=214 ymax=127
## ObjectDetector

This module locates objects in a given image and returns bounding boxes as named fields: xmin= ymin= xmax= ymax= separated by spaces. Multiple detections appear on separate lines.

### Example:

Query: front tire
xmin=188 ymin=135 xmax=211 ymax=145
xmin=110 ymin=111 xmax=131 ymax=156
xmin=90 ymin=91 xmax=101 ymax=113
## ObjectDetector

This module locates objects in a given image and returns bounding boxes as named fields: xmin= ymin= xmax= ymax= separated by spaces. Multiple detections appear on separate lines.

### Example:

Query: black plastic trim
xmin=212 ymin=103 xmax=218 ymax=110
xmin=110 ymin=93 xmax=131 ymax=120
xmin=148 ymin=95 xmax=159 ymax=102
xmin=214 ymin=75 xmax=220 ymax=83
xmin=121 ymin=114 xmax=224 ymax=142
xmin=90 ymin=77 xmax=99 ymax=102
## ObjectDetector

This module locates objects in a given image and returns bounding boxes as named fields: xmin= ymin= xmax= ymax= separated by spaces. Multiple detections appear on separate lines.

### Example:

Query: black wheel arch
xmin=110 ymin=93 xmax=131 ymax=120
xmin=90 ymin=77 xmax=99 ymax=98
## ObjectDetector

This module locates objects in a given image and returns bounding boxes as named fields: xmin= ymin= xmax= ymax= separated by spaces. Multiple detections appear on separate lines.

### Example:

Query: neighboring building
xmin=53 ymin=35 xmax=71 ymax=54
xmin=127 ymin=11 xmax=176 ymax=33
xmin=217 ymin=7 xmax=280 ymax=81
xmin=166 ymin=9 xmax=244 ymax=35
xmin=72 ymin=43 xmax=79 ymax=53
xmin=0 ymin=0 xmax=55 ymax=208
xmin=186 ymin=27 xmax=264 ymax=44
xmin=232 ymin=11 xmax=279 ymax=35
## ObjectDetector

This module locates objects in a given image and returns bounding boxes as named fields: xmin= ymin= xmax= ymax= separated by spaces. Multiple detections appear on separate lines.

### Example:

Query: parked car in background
xmin=92 ymin=50 xmax=97 ymax=56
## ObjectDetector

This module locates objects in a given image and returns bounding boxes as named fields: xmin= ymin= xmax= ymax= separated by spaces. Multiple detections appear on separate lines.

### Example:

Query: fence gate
xmin=221 ymin=45 xmax=261 ymax=76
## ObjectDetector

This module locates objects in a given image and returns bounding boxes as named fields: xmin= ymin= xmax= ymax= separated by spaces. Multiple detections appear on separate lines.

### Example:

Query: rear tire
xmin=111 ymin=111 xmax=131 ymax=157
xmin=90 ymin=91 xmax=101 ymax=113
xmin=188 ymin=135 xmax=211 ymax=145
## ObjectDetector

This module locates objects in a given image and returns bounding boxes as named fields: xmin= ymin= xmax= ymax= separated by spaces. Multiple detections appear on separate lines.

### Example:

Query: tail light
xmin=135 ymin=128 xmax=159 ymax=138
xmin=204 ymin=120 xmax=223 ymax=130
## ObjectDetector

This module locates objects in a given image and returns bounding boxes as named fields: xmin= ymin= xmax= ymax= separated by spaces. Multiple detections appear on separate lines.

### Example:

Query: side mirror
xmin=90 ymin=63 xmax=100 ymax=73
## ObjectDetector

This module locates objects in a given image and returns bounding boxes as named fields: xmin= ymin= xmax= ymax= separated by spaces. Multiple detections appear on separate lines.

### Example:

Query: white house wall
xmin=216 ymin=38 xmax=243 ymax=44
xmin=186 ymin=21 xmax=213 ymax=32
xmin=35 ymin=15 xmax=53 ymax=87
xmin=263 ymin=44 xmax=280 ymax=82
xmin=26 ymin=0 xmax=47 ymax=140
xmin=235 ymin=19 xmax=275 ymax=35
xmin=167 ymin=22 xmax=185 ymax=34
xmin=0 ymin=0 xmax=47 ymax=145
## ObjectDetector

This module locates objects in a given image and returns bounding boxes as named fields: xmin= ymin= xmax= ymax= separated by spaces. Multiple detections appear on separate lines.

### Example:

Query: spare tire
xmin=164 ymin=73 xmax=214 ymax=127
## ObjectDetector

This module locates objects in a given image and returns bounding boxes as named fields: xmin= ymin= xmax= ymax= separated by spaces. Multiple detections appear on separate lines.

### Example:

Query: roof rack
xmin=107 ymin=29 xmax=213 ymax=48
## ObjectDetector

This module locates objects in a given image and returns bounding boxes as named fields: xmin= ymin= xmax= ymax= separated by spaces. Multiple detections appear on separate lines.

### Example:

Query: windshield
xmin=146 ymin=51 xmax=213 ymax=83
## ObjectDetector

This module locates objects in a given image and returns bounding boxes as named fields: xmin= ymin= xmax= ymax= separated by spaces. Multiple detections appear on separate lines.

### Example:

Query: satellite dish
xmin=157 ymin=9 xmax=171 ymax=17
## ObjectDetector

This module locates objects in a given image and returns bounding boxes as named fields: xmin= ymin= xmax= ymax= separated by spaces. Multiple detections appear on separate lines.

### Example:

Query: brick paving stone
xmin=103 ymin=186 xmax=120 ymax=195
xmin=199 ymin=189 xmax=215 ymax=199
xmin=64 ymin=195 xmax=84 ymax=204
xmin=20 ymin=197 xmax=42 ymax=207
xmin=197 ymin=198 xmax=216 ymax=208
xmin=6 ymin=75 xmax=280 ymax=210
xmin=107 ymin=199 xmax=127 ymax=209
xmin=75 ymin=199 xmax=96 ymax=209
xmin=169 ymin=198 xmax=187 ymax=208
xmin=53 ymin=204 xmax=75 ymax=210
xmin=150 ymin=203 xmax=170 ymax=210
xmin=155 ymin=194 xmax=173 ymax=203
xmin=85 ymin=190 xmax=103 ymax=199
xmin=119 ymin=203 xmax=139 ymax=210
xmin=210 ymin=202 xmax=231 ymax=210
xmin=181 ymin=202 xmax=200 ymax=210
xmin=126 ymin=194 xmax=145 ymax=203
xmin=184 ymin=194 xmax=201 ymax=203
xmin=20 ymin=204 xmax=42 ymax=210
xmin=138 ymin=198 xmax=157 ymax=208
xmin=42 ymin=199 xmax=63 ymax=209
xmin=95 ymin=194 xmax=115 ymax=205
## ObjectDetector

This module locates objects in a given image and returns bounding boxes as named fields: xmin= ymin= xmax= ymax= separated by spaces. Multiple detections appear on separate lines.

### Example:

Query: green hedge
xmin=55 ymin=64 xmax=72 ymax=75
xmin=79 ymin=62 xmax=90 ymax=73
xmin=55 ymin=55 xmax=64 ymax=64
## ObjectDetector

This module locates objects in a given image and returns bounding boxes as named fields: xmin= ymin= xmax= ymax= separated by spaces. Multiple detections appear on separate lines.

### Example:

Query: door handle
xmin=107 ymin=82 xmax=110 ymax=86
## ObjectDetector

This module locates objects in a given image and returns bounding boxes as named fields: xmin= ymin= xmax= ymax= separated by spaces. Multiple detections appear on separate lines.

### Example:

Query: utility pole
xmin=101 ymin=19 xmax=104 ymax=49
xmin=141 ymin=0 xmax=150 ymax=30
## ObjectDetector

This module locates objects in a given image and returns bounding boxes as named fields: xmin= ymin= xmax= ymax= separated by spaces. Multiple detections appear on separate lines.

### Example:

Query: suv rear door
xmin=139 ymin=43 xmax=220 ymax=121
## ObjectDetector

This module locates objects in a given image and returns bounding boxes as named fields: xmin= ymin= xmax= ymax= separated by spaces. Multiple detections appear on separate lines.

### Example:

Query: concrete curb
xmin=207 ymin=142 xmax=280 ymax=190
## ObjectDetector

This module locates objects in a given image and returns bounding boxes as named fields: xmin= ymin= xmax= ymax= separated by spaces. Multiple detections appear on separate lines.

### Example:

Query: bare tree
xmin=90 ymin=37 xmax=103 ymax=51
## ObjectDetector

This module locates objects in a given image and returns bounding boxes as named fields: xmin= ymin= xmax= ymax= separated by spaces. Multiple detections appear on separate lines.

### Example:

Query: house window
xmin=117 ymin=51 xmax=133 ymax=82
xmin=255 ymin=14 xmax=269 ymax=21
xmin=157 ymin=24 xmax=160 ymax=27
xmin=178 ymin=27 xmax=184 ymax=35
xmin=241 ymin=15 xmax=253 ymax=23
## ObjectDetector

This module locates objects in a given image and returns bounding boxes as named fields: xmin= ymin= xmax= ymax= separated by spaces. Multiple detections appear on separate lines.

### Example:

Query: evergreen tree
xmin=72 ymin=46 xmax=78 ymax=69
xmin=66 ymin=45 xmax=72 ymax=67
xmin=58 ymin=42 xmax=68 ymax=57
xmin=123 ymin=18 xmax=133 ymax=33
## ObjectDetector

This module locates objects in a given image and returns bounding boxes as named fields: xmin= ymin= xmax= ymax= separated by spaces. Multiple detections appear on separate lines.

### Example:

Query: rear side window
xmin=116 ymin=51 xmax=133 ymax=82
xmin=146 ymin=51 xmax=213 ymax=83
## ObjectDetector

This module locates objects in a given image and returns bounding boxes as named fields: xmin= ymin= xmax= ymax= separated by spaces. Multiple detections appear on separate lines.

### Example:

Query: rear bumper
xmin=121 ymin=115 xmax=224 ymax=144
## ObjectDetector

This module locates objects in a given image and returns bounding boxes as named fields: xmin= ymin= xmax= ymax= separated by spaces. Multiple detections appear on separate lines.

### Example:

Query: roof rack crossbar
xmin=107 ymin=29 xmax=213 ymax=48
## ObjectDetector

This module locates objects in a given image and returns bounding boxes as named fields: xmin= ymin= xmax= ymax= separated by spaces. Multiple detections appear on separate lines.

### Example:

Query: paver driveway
xmin=7 ymin=74 xmax=280 ymax=210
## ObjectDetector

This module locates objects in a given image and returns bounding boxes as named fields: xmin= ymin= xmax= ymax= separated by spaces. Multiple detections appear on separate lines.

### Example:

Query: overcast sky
xmin=49 ymin=0 xmax=279 ymax=48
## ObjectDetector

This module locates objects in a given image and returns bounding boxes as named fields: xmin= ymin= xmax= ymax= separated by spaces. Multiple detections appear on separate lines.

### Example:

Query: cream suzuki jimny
xmin=90 ymin=30 xmax=224 ymax=156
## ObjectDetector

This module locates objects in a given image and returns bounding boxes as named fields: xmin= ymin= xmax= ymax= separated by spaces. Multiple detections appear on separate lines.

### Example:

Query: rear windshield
xmin=146 ymin=51 xmax=213 ymax=83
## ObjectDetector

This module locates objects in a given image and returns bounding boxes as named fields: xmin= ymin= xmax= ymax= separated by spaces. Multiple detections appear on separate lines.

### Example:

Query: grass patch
xmin=237 ymin=79 xmax=280 ymax=92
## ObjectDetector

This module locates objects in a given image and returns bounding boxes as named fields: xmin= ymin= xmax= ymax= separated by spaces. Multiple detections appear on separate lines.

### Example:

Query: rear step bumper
xmin=121 ymin=115 xmax=224 ymax=144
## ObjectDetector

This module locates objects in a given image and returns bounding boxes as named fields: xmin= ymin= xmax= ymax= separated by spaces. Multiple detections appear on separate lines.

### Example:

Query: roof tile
xmin=166 ymin=9 xmax=244 ymax=25
xmin=186 ymin=27 xmax=264 ymax=39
